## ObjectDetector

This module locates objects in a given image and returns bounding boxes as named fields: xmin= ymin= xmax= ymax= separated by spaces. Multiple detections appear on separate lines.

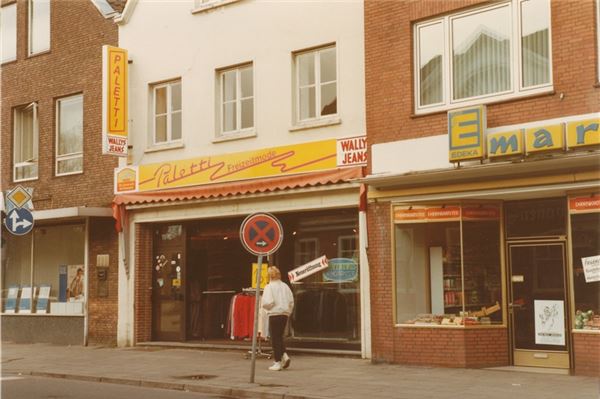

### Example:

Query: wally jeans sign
xmin=448 ymin=106 xmax=599 ymax=162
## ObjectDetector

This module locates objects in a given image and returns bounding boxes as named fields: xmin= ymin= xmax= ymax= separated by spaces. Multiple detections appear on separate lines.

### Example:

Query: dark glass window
xmin=505 ymin=198 xmax=567 ymax=238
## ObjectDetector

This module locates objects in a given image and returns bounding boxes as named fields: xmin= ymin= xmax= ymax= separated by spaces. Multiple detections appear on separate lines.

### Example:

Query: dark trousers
xmin=269 ymin=315 xmax=288 ymax=362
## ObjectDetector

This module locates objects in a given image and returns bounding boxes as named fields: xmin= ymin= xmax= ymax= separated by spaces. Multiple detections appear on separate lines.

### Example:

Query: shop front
xmin=114 ymin=137 xmax=370 ymax=354
xmin=366 ymin=110 xmax=600 ymax=375
xmin=1 ymin=209 xmax=117 ymax=345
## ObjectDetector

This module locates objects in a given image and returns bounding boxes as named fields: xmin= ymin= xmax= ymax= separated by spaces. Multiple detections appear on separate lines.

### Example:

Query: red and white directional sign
xmin=240 ymin=213 xmax=283 ymax=256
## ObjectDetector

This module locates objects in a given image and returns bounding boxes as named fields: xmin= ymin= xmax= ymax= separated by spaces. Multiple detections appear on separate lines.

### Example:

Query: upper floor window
xmin=56 ymin=94 xmax=83 ymax=176
xmin=28 ymin=0 xmax=50 ymax=55
xmin=218 ymin=64 xmax=254 ymax=136
xmin=152 ymin=80 xmax=182 ymax=145
xmin=295 ymin=45 xmax=337 ymax=123
xmin=14 ymin=103 xmax=39 ymax=182
xmin=414 ymin=0 xmax=551 ymax=114
xmin=1 ymin=4 xmax=17 ymax=63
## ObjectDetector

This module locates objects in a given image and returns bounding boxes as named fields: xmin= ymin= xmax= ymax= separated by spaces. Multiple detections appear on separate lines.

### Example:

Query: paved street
xmin=1 ymin=375 xmax=229 ymax=399
xmin=1 ymin=343 xmax=598 ymax=399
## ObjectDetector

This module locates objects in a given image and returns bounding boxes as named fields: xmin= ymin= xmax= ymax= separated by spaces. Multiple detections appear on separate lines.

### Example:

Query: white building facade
xmin=114 ymin=0 xmax=370 ymax=358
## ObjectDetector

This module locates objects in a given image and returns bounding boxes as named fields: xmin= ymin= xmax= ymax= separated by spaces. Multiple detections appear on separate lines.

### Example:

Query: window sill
xmin=1 ymin=313 xmax=84 ymax=317
xmin=572 ymin=329 xmax=600 ymax=334
xmin=594 ymin=82 xmax=600 ymax=88
xmin=56 ymin=170 xmax=83 ymax=178
xmin=289 ymin=116 xmax=341 ymax=132
xmin=191 ymin=0 xmax=241 ymax=14
xmin=396 ymin=323 xmax=506 ymax=329
xmin=1 ymin=58 xmax=17 ymax=66
xmin=212 ymin=130 xmax=257 ymax=143
xmin=412 ymin=87 xmax=555 ymax=118
xmin=14 ymin=177 xmax=38 ymax=183
xmin=26 ymin=49 xmax=51 ymax=60
xmin=145 ymin=142 xmax=185 ymax=153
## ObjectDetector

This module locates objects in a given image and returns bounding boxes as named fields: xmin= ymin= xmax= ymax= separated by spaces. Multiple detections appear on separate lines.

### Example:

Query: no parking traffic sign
xmin=240 ymin=212 xmax=283 ymax=256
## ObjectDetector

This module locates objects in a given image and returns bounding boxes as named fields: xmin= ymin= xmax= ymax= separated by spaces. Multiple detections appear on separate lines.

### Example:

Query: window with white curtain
xmin=295 ymin=45 xmax=337 ymax=122
xmin=56 ymin=95 xmax=83 ymax=176
xmin=28 ymin=0 xmax=50 ymax=55
xmin=1 ymin=4 xmax=17 ymax=63
xmin=152 ymin=80 xmax=182 ymax=145
xmin=14 ymin=103 xmax=39 ymax=182
xmin=414 ymin=0 xmax=552 ymax=114
xmin=218 ymin=64 xmax=253 ymax=135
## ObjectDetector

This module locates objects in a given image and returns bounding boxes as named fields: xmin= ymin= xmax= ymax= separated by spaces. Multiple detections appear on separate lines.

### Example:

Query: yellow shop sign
xmin=102 ymin=45 xmax=128 ymax=157
xmin=114 ymin=136 xmax=367 ymax=194
xmin=449 ymin=107 xmax=598 ymax=162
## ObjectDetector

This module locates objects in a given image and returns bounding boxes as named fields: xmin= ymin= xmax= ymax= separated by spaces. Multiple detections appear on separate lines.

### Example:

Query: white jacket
xmin=261 ymin=280 xmax=294 ymax=316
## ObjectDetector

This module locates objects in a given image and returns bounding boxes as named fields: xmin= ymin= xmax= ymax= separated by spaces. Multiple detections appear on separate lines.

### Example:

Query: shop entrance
xmin=152 ymin=224 xmax=186 ymax=341
xmin=508 ymin=242 xmax=569 ymax=368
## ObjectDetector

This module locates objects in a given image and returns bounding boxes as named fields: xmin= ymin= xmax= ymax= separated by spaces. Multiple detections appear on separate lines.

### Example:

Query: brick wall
xmin=135 ymin=223 xmax=153 ymax=343
xmin=364 ymin=0 xmax=599 ymax=166
xmin=573 ymin=333 xmax=600 ymax=377
xmin=395 ymin=327 xmax=509 ymax=368
xmin=1 ymin=0 xmax=118 ymax=208
xmin=87 ymin=218 xmax=119 ymax=345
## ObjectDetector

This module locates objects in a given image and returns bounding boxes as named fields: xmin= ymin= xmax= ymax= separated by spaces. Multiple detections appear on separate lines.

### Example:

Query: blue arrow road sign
xmin=5 ymin=207 xmax=34 ymax=236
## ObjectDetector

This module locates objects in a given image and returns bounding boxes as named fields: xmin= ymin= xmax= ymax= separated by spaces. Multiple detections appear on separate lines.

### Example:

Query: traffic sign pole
xmin=249 ymin=254 xmax=263 ymax=384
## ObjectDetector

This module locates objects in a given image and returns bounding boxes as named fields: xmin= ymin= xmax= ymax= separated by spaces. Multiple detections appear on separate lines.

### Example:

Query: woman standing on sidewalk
xmin=261 ymin=266 xmax=294 ymax=371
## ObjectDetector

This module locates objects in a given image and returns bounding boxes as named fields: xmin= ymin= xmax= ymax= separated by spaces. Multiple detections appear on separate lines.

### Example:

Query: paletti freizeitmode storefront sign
xmin=114 ymin=136 xmax=367 ymax=194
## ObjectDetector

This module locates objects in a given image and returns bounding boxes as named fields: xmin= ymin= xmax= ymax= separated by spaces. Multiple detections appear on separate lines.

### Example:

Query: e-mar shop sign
xmin=114 ymin=136 xmax=366 ymax=194
xmin=102 ymin=45 xmax=128 ymax=156
xmin=448 ymin=106 xmax=599 ymax=162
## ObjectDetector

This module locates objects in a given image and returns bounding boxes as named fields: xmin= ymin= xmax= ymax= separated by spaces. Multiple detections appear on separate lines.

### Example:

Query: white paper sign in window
xmin=534 ymin=300 xmax=565 ymax=346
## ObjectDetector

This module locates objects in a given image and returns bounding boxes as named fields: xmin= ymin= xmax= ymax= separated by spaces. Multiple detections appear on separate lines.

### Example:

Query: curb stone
xmin=20 ymin=371 xmax=327 ymax=399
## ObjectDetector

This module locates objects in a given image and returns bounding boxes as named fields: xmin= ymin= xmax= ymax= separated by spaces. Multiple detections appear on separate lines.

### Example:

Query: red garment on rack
xmin=230 ymin=294 xmax=256 ymax=339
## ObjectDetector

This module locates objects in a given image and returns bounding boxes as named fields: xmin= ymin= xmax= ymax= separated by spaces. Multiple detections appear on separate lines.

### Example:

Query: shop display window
xmin=394 ymin=205 xmax=502 ymax=326
xmin=571 ymin=213 xmax=600 ymax=330
xmin=1 ymin=224 xmax=85 ymax=315
xmin=282 ymin=210 xmax=360 ymax=342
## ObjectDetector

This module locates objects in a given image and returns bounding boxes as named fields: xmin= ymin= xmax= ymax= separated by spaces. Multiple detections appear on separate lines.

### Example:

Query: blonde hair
xmin=267 ymin=266 xmax=281 ymax=281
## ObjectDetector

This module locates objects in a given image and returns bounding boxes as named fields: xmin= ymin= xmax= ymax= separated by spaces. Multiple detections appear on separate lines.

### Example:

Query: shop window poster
xmin=67 ymin=265 xmax=85 ymax=301
xmin=19 ymin=286 xmax=33 ymax=314
xmin=534 ymin=300 xmax=565 ymax=346
xmin=581 ymin=255 xmax=600 ymax=283
xmin=36 ymin=285 xmax=51 ymax=314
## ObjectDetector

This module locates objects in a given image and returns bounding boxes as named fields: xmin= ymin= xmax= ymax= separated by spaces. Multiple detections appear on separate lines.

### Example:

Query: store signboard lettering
xmin=450 ymin=108 xmax=599 ymax=162
xmin=448 ymin=106 xmax=485 ymax=162
xmin=336 ymin=136 xmax=367 ymax=166
xmin=394 ymin=205 xmax=499 ymax=223
xmin=288 ymin=255 xmax=329 ymax=283
xmin=114 ymin=136 xmax=366 ymax=194
xmin=102 ymin=45 xmax=128 ymax=156
xmin=534 ymin=300 xmax=565 ymax=346
xmin=581 ymin=255 xmax=600 ymax=283
xmin=568 ymin=196 xmax=600 ymax=214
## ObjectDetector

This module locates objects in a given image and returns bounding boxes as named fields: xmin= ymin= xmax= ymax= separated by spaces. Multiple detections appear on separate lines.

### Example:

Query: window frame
xmin=13 ymin=102 xmax=39 ymax=183
xmin=151 ymin=79 xmax=182 ymax=146
xmin=337 ymin=235 xmax=357 ymax=259
xmin=413 ymin=0 xmax=553 ymax=115
xmin=294 ymin=237 xmax=319 ymax=266
xmin=294 ymin=44 xmax=338 ymax=124
xmin=1 ymin=3 xmax=17 ymax=63
xmin=28 ymin=0 xmax=51 ymax=56
xmin=217 ymin=63 xmax=254 ymax=137
xmin=55 ymin=94 xmax=84 ymax=177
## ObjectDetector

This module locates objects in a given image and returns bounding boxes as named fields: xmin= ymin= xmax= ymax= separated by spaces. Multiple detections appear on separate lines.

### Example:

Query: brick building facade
xmin=364 ymin=0 xmax=599 ymax=375
xmin=1 ymin=0 xmax=121 ymax=345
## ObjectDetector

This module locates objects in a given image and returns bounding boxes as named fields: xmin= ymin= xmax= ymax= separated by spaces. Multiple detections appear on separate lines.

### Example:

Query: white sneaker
xmin=282 ymin=352 xmax=291 ymax=369
xmin=268 ymin=361 xmax=282 ymax=371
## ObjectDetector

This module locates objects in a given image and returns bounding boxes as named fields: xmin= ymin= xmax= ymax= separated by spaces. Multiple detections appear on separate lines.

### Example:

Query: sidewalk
xmin=1 ymin=342 xmax=598 ymax=399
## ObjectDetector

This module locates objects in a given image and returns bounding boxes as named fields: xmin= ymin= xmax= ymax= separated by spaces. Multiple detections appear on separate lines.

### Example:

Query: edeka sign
xmin=102 ymin=46 xmax=128 ymax=156
xmin=114 ymin=136 xmax=366 ymax=194
xmin=449 ymin=107 xmax=599 ymax=162
xmin=448 ymin=106 xmax=486 ymax=162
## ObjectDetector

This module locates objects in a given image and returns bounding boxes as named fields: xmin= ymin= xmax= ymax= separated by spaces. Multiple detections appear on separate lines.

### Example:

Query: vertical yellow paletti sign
xmin=448 ymin=106 xmax=486 ymax=162
xmin=102 ymin=45 xmax=128 ymax=156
